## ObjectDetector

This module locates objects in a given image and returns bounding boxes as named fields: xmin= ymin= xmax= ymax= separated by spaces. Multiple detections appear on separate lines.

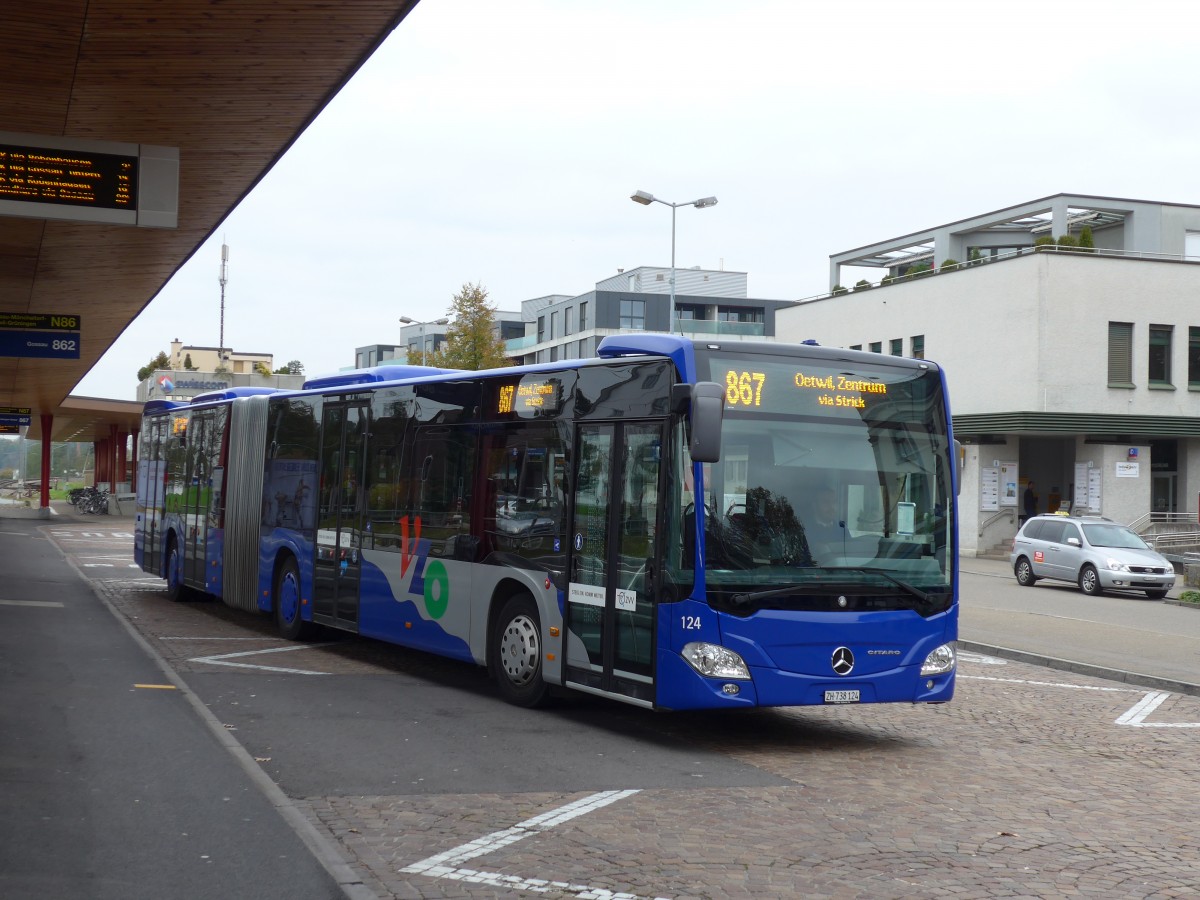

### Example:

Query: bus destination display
xmin=497 ymin=375 xmax=562 ymax=417
xmin=721 ymin=366 xmax=888 ymax=412
xmin=0 ymin=143 xmax=137 ymax=210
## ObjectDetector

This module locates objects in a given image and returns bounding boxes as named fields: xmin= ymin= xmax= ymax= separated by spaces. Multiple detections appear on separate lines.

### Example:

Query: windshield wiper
xmin=730 ymin=582 xmax=825 ymax=607
xmin=729 ymin=567 xmax=931 ymax=607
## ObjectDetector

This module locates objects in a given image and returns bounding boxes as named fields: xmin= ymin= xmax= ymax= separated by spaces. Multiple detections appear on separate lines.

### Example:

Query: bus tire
xmin=165 ymin=535 xmax=189 ymax=602
xmin=274 ymin=556 xmax=316 ymax=641
xmin=491 ymin=593 xmax=550 ymax=708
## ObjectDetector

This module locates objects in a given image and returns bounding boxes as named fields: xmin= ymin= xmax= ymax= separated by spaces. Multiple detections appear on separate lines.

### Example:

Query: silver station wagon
xmin=1009 ymin=514 xmax=1176 ymax=599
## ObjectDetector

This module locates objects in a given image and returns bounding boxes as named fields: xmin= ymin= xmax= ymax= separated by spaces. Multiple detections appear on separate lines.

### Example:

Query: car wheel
xmin=1145 ymin=589 xmax=1168 ymax=600
xmin=1014 ymin=557 xmax=1037 ymax=587
xmin=491 ymin=593 xmax=550 ymax=708
xmin=1079 ymin=564 xmax=1103 ymax=596
xmin=274 ymin=556 xmax=317 ymax=640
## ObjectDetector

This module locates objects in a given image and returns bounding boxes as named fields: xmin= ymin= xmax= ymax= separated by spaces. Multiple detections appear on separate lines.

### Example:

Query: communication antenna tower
xmin=219 ymin=242 xmax=229 ymax=362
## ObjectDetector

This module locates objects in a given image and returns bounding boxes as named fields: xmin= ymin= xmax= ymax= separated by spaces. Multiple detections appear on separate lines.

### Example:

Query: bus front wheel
xmin=491 ymin=593 xmax=550 ymax=708
xmin=274 ymin=556 xmax=316 ymax=641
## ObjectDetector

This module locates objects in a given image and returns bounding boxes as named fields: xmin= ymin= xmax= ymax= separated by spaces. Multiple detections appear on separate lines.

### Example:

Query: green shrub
xmin=1179 ymin=590 xmax=1200 ymax=604
xmin=831 ymin=284 xmax=848 ymax=295
xmin=939 ymin=258 xmax=960 ymax=272
xmin=1057 ymin=234 xmax=1079 ymax=248
xmin=854 ymin=279 xmax=873 ymax=291
xmin=1078 ymin=225 xmax=1095 ymax=253
xmin=1033 ymin=235 xmax=1056 ymax=250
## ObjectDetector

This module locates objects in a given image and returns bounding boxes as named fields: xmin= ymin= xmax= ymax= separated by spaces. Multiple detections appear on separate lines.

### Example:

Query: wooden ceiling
xmin=1 ymin=0 xmax=420 ymax=442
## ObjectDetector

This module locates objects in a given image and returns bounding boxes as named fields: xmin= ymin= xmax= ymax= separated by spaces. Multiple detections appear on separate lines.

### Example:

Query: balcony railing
xmin=808 ymin=244 xmax=1200 ymax=305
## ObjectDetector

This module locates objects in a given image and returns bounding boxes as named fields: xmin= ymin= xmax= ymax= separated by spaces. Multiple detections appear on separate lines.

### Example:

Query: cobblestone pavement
xmin=293 ymin=668 xmax=1200 ymax=900
xmin=64 ymin=522 xmax=1200 ymax=899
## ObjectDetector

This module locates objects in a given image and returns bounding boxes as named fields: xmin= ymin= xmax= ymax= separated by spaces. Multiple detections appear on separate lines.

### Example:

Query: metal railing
xmin=809 ymin=244 xmax=1200 ymax=306
xmin=977 ymin=507 xmax=1015 ymax=538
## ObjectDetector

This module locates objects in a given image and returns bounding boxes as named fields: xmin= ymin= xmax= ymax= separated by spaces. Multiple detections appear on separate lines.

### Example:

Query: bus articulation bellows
xmin=134 ymin=334 xmax=958 ymax=710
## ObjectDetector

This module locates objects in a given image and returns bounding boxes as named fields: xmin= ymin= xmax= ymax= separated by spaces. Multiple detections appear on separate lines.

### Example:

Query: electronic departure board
xmin=0 ymin=143 xmax=136 ymax=210
xmin=0 ymin=131 xmax=178 ymax=228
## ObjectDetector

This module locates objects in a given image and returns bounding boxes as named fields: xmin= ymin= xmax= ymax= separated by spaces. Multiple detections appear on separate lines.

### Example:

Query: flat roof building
xmin=778 ymin=193 xmax=1200 ymax=557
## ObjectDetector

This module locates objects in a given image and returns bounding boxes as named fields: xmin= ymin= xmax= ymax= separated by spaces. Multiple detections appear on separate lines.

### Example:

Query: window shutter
xmin=1108 ymin=322 xmax=1132 ymax=385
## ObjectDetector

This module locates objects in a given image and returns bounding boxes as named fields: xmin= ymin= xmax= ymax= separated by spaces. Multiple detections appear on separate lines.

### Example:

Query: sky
xmin=74 ymin=0 xmax=1200 ymax=399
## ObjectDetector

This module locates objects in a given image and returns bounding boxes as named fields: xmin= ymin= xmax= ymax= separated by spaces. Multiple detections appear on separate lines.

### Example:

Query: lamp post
xmin=399 ymin=315 xmax=450 ymax=364
xmin=630 ymin=190 xmax=718 ymax=334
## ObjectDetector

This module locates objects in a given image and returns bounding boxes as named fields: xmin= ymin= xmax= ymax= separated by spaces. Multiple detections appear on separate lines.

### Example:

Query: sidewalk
xmin=0 ymin=512 xmax=360 ymax=900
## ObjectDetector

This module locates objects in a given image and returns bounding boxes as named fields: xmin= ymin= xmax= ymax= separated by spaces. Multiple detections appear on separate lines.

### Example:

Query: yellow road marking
xmin=134 ymin=684 xmax=177 ymax=690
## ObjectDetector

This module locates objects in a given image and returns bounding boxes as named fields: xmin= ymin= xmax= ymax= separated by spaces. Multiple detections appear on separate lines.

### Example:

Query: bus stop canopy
xmin=1 ymin=0 xmax=421 ymax=444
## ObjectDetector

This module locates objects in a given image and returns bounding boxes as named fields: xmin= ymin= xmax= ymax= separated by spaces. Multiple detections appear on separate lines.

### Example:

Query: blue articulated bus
xmin=135 ymin=334 xmax=958 ymax=710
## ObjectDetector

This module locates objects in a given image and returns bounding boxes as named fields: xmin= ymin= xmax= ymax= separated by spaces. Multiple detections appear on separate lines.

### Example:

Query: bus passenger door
xmin=565 ymin=421 xmax=664 ymax=706
xmin=313 ymin=402 xmax=368 ymax=631
xmin=182 ymin=414 xmax=209 ymax=589
xmin=138 ymin=415 xmax=170 ymax=575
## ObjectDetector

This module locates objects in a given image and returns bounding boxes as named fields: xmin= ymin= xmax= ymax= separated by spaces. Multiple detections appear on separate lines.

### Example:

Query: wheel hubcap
xmin=280 ymin=573 xmax=299 ymax=623
xmin=500 ymin=614 xmax=539 ymax=685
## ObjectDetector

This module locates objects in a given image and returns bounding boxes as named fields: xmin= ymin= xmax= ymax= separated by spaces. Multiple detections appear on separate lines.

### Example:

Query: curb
xmin=958 ymin=640 xmax=1200 ymax=699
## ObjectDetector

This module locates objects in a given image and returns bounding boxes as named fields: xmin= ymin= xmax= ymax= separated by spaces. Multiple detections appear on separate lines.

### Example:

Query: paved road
xmin=960 ymin=556 xmax=1200 ymax=694
xmin=5 ymin=506 xmax=1199 ymax=898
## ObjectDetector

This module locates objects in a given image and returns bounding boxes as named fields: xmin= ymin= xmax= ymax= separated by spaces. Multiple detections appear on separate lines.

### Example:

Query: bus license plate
xmin=824 ymin=689 xmax=860 ymax=704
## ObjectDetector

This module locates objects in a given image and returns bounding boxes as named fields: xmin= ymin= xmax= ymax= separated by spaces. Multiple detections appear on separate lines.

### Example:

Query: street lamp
xmin=630 ymin=190 xmax=718 ymax=334
xmin=399 ymin=315 xmax=450 ymax=364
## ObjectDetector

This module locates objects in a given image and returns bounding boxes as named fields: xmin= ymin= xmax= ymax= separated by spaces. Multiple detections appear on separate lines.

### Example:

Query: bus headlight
xmin=920 ymin=642 xmax=956 ymax=676
xmin=682 ymin=642 xmax=751 ymax=680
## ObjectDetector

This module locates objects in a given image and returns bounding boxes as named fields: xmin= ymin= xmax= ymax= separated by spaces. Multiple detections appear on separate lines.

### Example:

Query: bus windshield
xmin=693 ymin=350 xmax=954 ymax=615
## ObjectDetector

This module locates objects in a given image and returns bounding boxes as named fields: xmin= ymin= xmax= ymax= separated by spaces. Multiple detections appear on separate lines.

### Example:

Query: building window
xmin=677 ymin=303 xmax=704 ymax=320
xmin=850 ymin=344 xmax=862 ymax=351
xmin=620 ymin=299 xmax=645 ymax=329
xmin=550 ymin=345 xmax=558 ymax=362
xmin=910 ymin=335 xmax=924 ymax=359
xmin=1149 ymin=324 xmax=1173 ymax=387
xmin=1188 ymin=327 xmax=1200 ymax=388
xmin=869 ymin=341 xmax=882 ymax=354
xmin=890 ymin=338 xmax=903 ymax=356
xmin=564 ymin=307 xmax=573 ymax=336
xmin=550 ymin=311 xmax=558 ymax=340
xmin=717 ymin=306 xmax=763 ymax=323
xmin=1107 ymin=322 xmax=1133 ymax=387
xmin=537 ymin=316 xmax=545 ymax=342
xmin=579 ymin=301 xmax=588 ymax=330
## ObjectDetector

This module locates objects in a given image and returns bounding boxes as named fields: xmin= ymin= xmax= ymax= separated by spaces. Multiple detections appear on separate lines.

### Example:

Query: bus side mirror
xmin=689 ymin=381 xmax=725 ymax=463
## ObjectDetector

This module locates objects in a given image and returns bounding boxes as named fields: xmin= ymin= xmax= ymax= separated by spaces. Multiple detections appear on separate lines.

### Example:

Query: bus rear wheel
xmin=165 ymin=536 xmax=188 ymax=602
xmin=274 ymin=556 xmax=316 ymax=641
xmin=491 ymin=593 xmax=550 ymax=708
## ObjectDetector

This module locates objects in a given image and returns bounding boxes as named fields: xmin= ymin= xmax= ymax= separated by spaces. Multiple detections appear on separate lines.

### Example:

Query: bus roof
xmin=302 ymin=364 xmax=461 ymax=390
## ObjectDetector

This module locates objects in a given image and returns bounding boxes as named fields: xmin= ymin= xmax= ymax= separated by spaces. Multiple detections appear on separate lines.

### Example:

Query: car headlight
xmin=920 ymin=642 xmax=956 ymax=676
xmin=681 ymin=642 xmax=751 ymax=680
xmin=1105 ymin=557 xmax=1130 ymax=572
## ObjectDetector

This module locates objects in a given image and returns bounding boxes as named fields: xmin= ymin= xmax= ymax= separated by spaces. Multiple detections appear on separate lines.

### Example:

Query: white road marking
xmin=0 ymin=599 xmax=64 ymax=607
xmin=163 ymin=636 xmax=285 ymax=642
xmin=961 ymin=675 xmax=1200 ymax=727
xmin=1112 ymin=690 xmax=1200 ymax=727
xmin=400 ymin=790 xmax=668 ymax=899
xmin=189 ymin=643 xmax=335 ymax=675
xmin=957 ymin=651 xmax=1008 ymax=665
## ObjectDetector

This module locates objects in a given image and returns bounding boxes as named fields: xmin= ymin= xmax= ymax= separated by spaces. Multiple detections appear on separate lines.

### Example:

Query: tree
xmin=1078 ymin=225 xmax=1095 ymax=253
xmin=254 ymin=362 xmax=273 ymax=377
xmin=429 ymin=282 xmax=512 ymax=370
xmin=274 ymin=360 xmax=304 ymax=375
xmin=137 ymin=351 xmax=171 ymax=382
